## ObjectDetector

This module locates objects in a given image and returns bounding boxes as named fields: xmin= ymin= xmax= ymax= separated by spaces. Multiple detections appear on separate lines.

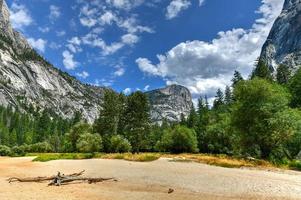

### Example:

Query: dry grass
xmin=163 ymin=153 xmax=274 ymax=169
xmin=101 ymin=153 xmax=161 ymax=162
xmin=27 ymin=152 xmax=285 ymax=170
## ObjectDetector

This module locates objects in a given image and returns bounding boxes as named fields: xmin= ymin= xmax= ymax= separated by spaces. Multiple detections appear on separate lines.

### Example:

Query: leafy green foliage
xmin=277 ymin=64 xmax=291 ymax=85
xmin=76 ymin=133 xmax=103 ymax=153
xmin=156 ymin=125 xmax=199 ymax=153
xmin=251 ymin=59 xmax=273 ymax=81
xmin=109 ymin=135 xmax=132 ymax=153
xmin=232 ymin=78 xmax=299 ymax=159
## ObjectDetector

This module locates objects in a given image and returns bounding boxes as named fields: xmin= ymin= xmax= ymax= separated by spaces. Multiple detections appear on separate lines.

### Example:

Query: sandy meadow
xmin=0 ymin=157 xmax=301 ymax=200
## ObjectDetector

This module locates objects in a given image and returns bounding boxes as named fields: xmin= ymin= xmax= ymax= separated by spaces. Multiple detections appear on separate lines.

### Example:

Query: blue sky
xmin=6 ymin=0 xmax=284 ymax=103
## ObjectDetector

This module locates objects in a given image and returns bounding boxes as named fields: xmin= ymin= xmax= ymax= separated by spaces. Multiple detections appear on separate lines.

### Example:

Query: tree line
xmin=1 ymin=59 xmax=301 ymax=164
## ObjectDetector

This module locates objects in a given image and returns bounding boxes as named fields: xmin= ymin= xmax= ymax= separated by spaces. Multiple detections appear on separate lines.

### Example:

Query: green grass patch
xmin=288 ymin=160 xmax=301 ymax=170
xmin=27 ymin=153 xmax=103 ymax=162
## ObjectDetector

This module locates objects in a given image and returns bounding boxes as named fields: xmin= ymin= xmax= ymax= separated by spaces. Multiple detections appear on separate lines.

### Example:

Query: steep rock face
xmin=260 ymin=0 xmax=301 ymax=72
xmin=0 ymin=0 xmax=192 ymax=124
xmin=146 ymin=85 xmax=193 ymax=123
xmin=0 ymin=0 xmax=106 ymax=123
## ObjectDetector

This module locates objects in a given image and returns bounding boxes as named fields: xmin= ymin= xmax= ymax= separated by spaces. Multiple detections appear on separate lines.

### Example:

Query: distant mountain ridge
xmin=0 ymin=0 xmax=193 ymax=123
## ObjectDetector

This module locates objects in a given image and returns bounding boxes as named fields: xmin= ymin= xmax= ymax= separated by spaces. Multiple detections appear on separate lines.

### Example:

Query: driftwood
xmin=7 ymin=170 xmax=117 ymax=186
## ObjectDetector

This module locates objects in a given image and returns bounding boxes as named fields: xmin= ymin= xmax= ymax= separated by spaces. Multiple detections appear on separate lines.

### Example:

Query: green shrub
xmin=25 ymin=142 xmax=54 ymax=153
xmin=0 ymin=145 xmax=11 ymax=156
xmin=76 ymin=133 xmax=102 ymax=153
xmin=11 ymin=146 xmax=26 ymax=156
xmin=156 ymin=125 xmax=199 ymax=153
xmin=109 ymin=135 xmax=132 ymax=153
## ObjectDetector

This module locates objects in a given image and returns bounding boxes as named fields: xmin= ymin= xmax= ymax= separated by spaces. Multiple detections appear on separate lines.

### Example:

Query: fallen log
xmin=7 ymin=170 xmax=85 ymax=183
xmin=7 ymin=170 xmax=117 ymax=186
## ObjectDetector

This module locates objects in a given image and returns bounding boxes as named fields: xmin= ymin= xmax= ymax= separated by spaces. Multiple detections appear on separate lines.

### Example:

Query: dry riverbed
xmin=0 ymin=157 xmax=301 ymax=200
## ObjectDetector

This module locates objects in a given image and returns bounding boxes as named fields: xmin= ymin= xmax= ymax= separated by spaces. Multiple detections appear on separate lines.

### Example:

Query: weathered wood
xmin=7 ymin=170 xmax=116 ymax=186
xmin=7 ymin=170 xmax=85 ymax=183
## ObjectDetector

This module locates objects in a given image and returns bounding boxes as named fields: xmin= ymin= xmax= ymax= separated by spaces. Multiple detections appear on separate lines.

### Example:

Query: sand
xmin=0 ymin=157 xmax=301 ymax=200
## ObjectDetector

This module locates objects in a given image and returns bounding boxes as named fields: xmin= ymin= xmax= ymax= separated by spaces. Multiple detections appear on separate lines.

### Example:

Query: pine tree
xmin=251 ymin=59 xmax=273 ymax=80
xmin=94 ymin=90 xmax=123 ymax=151
xmin=213 ymin=89 xmax=224 ymax=109
xmin=276 ymin=64 xmax=290 ymax=85
xmin=187 ymin=106 xmax=198 ymax=129
xmin=231 ymin=70 xmax=243 ymax=87
xmin=224 ymin=86 xmax=232 ymax=105
xmin=196 ymin=96 xmax=210 ymax=151
xmin=123 ymin=91 xmax=151 ymax=153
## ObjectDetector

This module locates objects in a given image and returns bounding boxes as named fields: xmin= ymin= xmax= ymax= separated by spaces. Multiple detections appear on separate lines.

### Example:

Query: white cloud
xmin=199 ymin=0 xmax=205 ymax=6
xmin=56 ymin=31 xmax=66 ymax=37
xmin=49 ymin=5 xmax=61 ymax=21
xmin=67 ymin=37 xmax=82 ymax=53
xmin=76 ymin=71 xmax=89 ymax=79
xmin=28 ymin=38 xmax=47 ymax=52
xmin=9 ymin=3 xmax=33 ymax=30
xmin=94 ymin=78 xmax=114 ymax=87
xmin=99 ymin=11 xmax=117 ymax=25
xmin=49 ymin=42 xmax=61 ymax=50
xmin=121 ymin=33 xmax=139 ymax=45
xmin=166 ymin=0 xmax=191 ymax=20
xmin=105 ymin=0 xmax=144 ymax=10
xmin=113 ymin=68 xmax=125 ymax=77
xmin=137 ymin=0 xmax=284 ymax=100
xmin=143 ymin=85 xmax=150 ymax=91
xmin=62 ymin=50 xmax=78 ymax=70
xmin=123 ymin=87 xmax=132 ymax=95
xmin=38 ymin=27 xmax=50 ymax=33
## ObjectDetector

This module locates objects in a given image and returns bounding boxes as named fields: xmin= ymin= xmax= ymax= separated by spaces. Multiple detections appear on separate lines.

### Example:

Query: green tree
xmin=224 ymin=86 xmax=232 ymax=105
xmin=66 ymin=123 xmax=92 ymax=152
xmin=213 ymin=89 xmax=224 ymax=109
xmin=288 ymin=68 xmax=301 ymax=108
xmin=232 ymin=78 xmax=299 ymax=159
xmin=231 ymin=70 xmax=244 ymax=87
xmin=76 ymin=132 xmax=103 ymax=153
xmin=276 ymin=64 xmax=291 ymax=85
xmin=123 ymin=91 xmax=151 ymax=153
xmin=94 ymin=90 xmax=122 ymax=151
xmin=251 ymin=59 xmax=273 ymax=80
xmin=187 ymin=106 xmax=198 ymax=129
xmin=156 ymin=125 xmax=198 ymax=153
xmin=109 ymin=135 xmax=132 ymax=153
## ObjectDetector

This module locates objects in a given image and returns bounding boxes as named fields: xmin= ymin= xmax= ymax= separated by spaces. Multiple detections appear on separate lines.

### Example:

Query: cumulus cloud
xmin=62 ymin=50 xmax=78 ymax=70
xmin=76 ymin=71 xmax=89 ymax=79
xmin=49 ymin=5 xmax=61 ymax=21
xmin=9 ymin=3 xmax=33 ymax=30
xmin=137 ymin=0 xmax=284 ymax=100
xmin=28 ymin=38 xmax=47 ymax=52
xmin=113 ymin=68 xmax=125 ymax=77
xmin=166 ymin=0 xmax=191 ymax=20
xmin=123 ymin=87 xmax=132 ymax=95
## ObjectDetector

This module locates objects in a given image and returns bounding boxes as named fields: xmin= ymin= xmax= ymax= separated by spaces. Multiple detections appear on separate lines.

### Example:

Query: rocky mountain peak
xmin=146 ymin=84 xmax=193 ymax=124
